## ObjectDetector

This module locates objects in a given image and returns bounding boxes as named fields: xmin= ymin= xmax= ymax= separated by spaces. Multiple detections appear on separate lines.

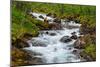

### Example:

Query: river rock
xmin=31 ymin=40 xmax=47 ymax=47
xmin=14 ymin=39 xmax=29 ymax=48
xmin=49 ymin=23 xmax=62 ymax=30
xmin=39 ymin=15 xmax=44 ymax=19
xmin=72 ymin=49 xmax=81 ymax=55
xmin=70 ymin=32 xmax=78 ymax=40
xmin=60 ymin=36 xmax=72 ymax=43
xmin=49 ymin=33 xmax=56 ymax=36
xmin=53 ymin=18 xmax=61 ymax=23
xmin=74 ymin=37 xmax=86 ymax=49
xmin=70 ymin=35 xmax=77 ymax=40
xmin=46 ymin=13 xmax=52 ymax=16
xmin=14 ymin=33 xmax=34 ymax=48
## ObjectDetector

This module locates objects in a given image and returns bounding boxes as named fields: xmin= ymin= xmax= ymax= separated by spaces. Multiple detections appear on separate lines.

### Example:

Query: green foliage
xmin=83 ymin=44 xmax=96 ymax=60
xmin=12 ymin=2 xmax=41 ymax=41
xmin=79 ymin=15 xmax=96 ymax=34
xmin=80 ymin=34 xmax=96 ymax=60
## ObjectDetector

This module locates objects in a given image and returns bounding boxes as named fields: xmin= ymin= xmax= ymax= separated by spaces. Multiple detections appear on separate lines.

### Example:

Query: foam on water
xmin=24 ymin=12 xmax=82 ymax=63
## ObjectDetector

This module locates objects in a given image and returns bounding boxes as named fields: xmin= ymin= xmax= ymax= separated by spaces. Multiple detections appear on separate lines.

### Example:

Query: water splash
xmin=24 ymin=12 xmax=82 ymax=64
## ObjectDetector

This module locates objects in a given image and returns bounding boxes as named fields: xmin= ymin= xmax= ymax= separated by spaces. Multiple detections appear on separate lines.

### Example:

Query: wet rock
xmin=44 ymin=17 xmax=49 ymax=23
xmin=71 ymin=35 xmax=77 ymax=40
xmin=32 ymin=15 xmax=37 ymax=18
xmin=46 ymin=13 xmax=57 ymax=18
xmin=70 ymin=32 xmax=77 ymax=40
xmin=53 ymin=18 xmax=61 ymax=23
xmin=31 ymin=40 xmax=47 ymax=47
xmin=45 ymin=31 xmax=49 ymax=34
xmin=14 ymin=39 xmax=29 ymax=48
xmin=46 ymin=13 xmax=52 ymax=16
xmin=74 ymin=37 xmax=86 ymax=49
xmin=74 ymin=19 xmax=80 ymax=23
xmin=13 ymin=33 xmax=34 ymax=48
xmin=49 ymin=23 xmax=62 ymax=30
xmin=68 ymin=47 xmax=72 ymax=50
xmin=72 ymin=50 xmax=78 ymax=54
xmin=39 ymin=15 xmax=44 ymax=19
xmin=71 ymin=32 xmax=76 ymax=35
xmin=72 ymin=49 xmax=81 ymax=55
xmin=60 ymin=36 xmax=72 ymax=43
xmin=49 ymin=33 xmax=56 ymax=36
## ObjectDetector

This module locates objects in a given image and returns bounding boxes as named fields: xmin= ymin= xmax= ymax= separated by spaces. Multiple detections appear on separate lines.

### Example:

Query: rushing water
xmin=24 ymin=12 xmax=82 ymax=64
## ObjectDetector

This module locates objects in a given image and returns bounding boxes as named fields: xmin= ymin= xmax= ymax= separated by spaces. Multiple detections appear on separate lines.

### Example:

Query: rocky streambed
xmin=19 ymin=12 xmax=87 ymax=64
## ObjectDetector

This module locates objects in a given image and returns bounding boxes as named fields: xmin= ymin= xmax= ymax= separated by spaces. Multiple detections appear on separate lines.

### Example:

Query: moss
xmin=79 ymin=34 xmax=96 ymax=61
xmin=83 ymin=44 xmax=96 ymax=60
xmin=79 ymin=16 xmax=96 ymax=34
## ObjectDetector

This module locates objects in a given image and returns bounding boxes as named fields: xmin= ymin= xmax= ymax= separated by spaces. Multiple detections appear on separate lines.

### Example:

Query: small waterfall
xmin=24 ymin=12 xmax=82 ymax=64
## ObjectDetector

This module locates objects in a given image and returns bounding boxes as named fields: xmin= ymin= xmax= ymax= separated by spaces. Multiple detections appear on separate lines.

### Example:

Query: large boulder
xmin=60 ymin=36 xmax=72 ymax=43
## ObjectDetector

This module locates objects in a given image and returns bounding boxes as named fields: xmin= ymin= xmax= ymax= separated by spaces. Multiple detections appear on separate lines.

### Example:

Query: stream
xmin=24 ymin=12 xmax=82 ymax=64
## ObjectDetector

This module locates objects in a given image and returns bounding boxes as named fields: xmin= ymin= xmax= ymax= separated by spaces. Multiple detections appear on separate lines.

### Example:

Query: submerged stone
xmin=60 ymin=36 xmax=72 ymax=43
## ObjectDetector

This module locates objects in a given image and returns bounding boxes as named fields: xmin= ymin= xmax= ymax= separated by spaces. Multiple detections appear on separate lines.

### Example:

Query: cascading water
xmin=24 ymin=12 xmax=82 ymax=64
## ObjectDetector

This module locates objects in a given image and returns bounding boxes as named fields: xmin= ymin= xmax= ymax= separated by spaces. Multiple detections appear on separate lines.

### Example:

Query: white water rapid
xmin=24 ymin=12 xmax=82 ymax=64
